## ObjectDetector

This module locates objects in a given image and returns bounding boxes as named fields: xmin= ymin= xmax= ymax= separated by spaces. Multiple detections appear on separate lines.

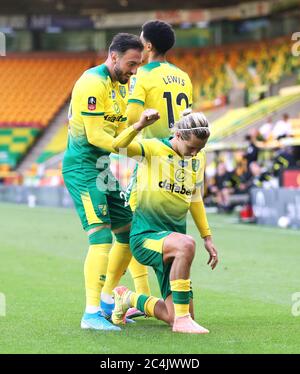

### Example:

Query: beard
xmin=114 ymin=65 xmax=129 ymax=84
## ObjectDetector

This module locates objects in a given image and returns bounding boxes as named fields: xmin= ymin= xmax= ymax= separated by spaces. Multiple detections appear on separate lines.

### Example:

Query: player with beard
xmin=62 ymin=33 xmax=144 ymax=331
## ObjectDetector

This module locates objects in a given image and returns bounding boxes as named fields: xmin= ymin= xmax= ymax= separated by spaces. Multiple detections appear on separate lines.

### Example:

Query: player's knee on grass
xmin=87 ymin=226 xmax=113 ymax=245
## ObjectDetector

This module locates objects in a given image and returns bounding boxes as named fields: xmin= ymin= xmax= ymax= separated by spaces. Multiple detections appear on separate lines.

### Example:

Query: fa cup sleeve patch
xmin=88 ymin=96 xmax=96 ymax=110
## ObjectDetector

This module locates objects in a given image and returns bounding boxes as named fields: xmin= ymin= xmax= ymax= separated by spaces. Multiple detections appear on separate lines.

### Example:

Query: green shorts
xmin=63 ymin=168 xmax=132 ymax=231
xmin=130 ymin=230 xmax=173 ymax=300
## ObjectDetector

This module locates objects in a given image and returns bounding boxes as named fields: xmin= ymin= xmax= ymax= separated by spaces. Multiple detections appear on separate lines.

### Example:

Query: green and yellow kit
xmin=126 ymin=61 xmax=193 ymax=209
xmin=128 ymin=61 xmax=193 ymax=138
xmin=112 ymin=126 xmax=211 ymax=299
xmin=62 ymin=64 xmax=132 ymax=231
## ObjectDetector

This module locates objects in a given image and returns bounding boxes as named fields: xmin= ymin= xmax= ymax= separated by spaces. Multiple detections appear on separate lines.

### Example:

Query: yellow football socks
xmin=84 ymin=243 xmax=111 ymax=307
xmin=102 ymin=241 xmax=132 ymax=296
xmin=128 ymin=257 xmax=151 ymax=295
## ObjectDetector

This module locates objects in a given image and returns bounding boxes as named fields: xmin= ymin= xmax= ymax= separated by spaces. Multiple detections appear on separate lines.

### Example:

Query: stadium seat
xmin=0 ymin=54 xmax=93 ymax=128
xmin=0 ymin=54 xmax=94 ymax=170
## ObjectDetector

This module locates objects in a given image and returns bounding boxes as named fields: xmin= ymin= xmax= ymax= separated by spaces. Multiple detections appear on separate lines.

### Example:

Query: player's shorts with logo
xmin=63 ymin=167 xmax=132 ymax=231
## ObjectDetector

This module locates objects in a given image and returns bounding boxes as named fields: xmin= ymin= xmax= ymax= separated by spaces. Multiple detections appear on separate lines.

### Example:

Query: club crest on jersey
xmin=192 ymin=159 xmax=200 ymax=172
xmin=111 ymin=90 xmax=116 ymax=99
xmin=119 ymin=85 xmax=126 ymax=98
xmin=98 ymin=204 xmax=108 ymax=216
xmin=88 ymin=96 xmax=96 ymax=110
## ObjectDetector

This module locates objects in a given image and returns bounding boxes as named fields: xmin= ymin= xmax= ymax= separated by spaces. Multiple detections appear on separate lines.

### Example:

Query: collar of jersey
xmin=159 ymin=136 xmax=173 ymax=149
xmin=159 ymin=137 xmax=184 ymax=159
xmin=143 ymin=61 xmax=171 ymax=70
xmin=100 ymin=64 xmax=113 ymax=82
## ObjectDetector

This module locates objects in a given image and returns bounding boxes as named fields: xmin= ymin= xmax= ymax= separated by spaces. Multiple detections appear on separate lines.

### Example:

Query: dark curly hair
xmin=142 ymin=20 xmax=175 ymax=55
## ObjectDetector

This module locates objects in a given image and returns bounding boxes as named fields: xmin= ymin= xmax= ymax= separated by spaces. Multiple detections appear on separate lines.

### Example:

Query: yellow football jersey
xmin=129 ymin=137 xmax=206 ymax=236
xmin=63 ymin=64 xmax=128 ymax=172
xmin=128 ymin=61 xmax=193 ymax=139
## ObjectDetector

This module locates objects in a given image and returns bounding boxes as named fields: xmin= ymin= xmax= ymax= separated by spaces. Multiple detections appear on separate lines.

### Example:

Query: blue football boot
xmin=81 ymin=311 xmax=121 ymax=331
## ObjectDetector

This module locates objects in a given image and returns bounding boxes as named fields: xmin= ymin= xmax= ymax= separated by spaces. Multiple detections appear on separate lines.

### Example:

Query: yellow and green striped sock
xmin=170 ymin=279 xmax=191 ymax=317
xmin=129 ymin=292 xmax=159 ymax=317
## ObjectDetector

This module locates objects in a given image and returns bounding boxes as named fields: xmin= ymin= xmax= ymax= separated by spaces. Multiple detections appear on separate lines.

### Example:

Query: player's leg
xmin=122 ymin=232 xmax=194 ymax=323
xmin=111 ymin=232 xmax=173 ymax=326
xmin=100 ymin=184 xmax=133 ymax=318
xmin=128 ymin=257 xmax=150 ymax=295
xmin=127 ymin=164 xmax=151 ymax=297
xmin=82 ymin=224 xmax=120 ymax=330
xmin=111 ymin=231 xmax=207 ymax=333
xmin=84 ymin=224 xmax=112 ymax=312
xmin=111 ymin=231 xmax=167 ymax=324
xmin=119 ymin=233 xmax=206 ymax=332
xmin=101 ymin=223 xmax=133 ymax=318
xmin=63 ymin=170 xmax=120 ymax=331
xmin=162 ymin=233 xmax=209 ymax=334
xmin=126 ymin=257 xmax=149 ymax=318
xmin=111 ymin=288 xmax=185 ymax=327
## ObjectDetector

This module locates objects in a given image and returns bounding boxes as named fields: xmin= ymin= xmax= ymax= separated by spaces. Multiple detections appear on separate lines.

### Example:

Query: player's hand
xmin=134 ymin=109 xmax=160 ymax=131
xmin=203 ymin=236 xmax=218 ymax=270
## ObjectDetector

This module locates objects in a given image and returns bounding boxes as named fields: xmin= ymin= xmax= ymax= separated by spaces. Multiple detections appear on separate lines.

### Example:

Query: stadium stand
xmin=1 ymin=36 xmax=300 ymax=176
xmin=208 ymin=94 xmax=300 ymax=143
xmin=0 ymin=53 xmax=94 ymax=170
xmin=0 ymin=54 xmax=93 ymax=127
xmin=169 ymin=36 xmax=300 ymax=109
xmin=36 ymin=124 xmax=68 ymax=164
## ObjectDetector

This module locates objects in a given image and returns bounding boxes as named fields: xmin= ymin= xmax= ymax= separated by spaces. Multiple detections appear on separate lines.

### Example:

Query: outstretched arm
xmin=84 ymin=115 xmax=117 ymax=153
xmin=112 ymin=109 xmax=160 ymax=157
xmin=126 ymin=102 xmax=144 ymax=126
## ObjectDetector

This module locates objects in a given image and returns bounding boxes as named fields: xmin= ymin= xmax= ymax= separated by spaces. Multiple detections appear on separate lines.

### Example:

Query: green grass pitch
xmin=0 ymin=202 xmax=299 ymax=354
